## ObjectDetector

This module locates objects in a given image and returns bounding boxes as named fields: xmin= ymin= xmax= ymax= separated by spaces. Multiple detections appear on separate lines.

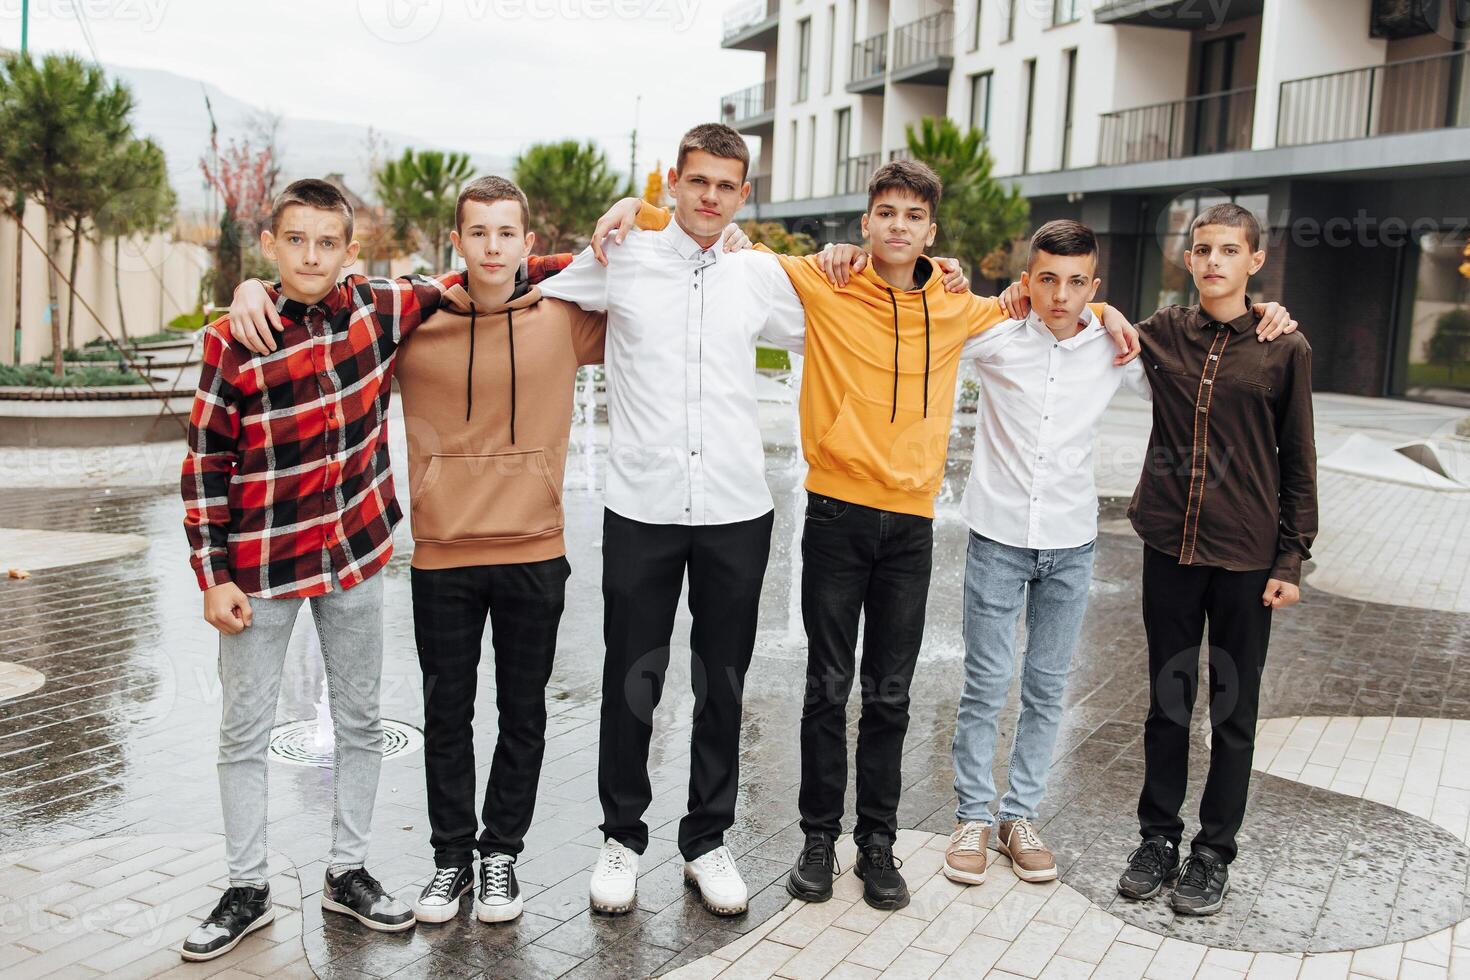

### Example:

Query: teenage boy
xmin=940 ymin=221 xmax=1296 ymax=889
xmin=1116 ymin=203 xmax=1316 ymax=916
xmin=600 ymin=161 xmax=1137 ymax=912
xmin=180 ymin=179 xmax=458 ymax=961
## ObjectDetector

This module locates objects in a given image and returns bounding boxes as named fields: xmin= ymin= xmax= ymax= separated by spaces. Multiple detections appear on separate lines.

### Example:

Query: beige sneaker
xmin=943 ymin=821 xmax=990 ymax=884
xmin=997 ymin=818 xmax=1057 ymax=882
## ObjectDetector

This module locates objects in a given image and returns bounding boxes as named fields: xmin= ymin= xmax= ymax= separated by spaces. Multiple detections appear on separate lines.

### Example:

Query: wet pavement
xmin=2 ymin=419 xmax=1470 ymax=977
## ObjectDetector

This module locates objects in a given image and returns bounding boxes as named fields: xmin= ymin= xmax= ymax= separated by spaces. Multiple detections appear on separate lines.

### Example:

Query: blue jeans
xmin=953 ymin=532 xmax=1095 ymax=825
xmin=217 ymin=569 xmax=385 ymax=886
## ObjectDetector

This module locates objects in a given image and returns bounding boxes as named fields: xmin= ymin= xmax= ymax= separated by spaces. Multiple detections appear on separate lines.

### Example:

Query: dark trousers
xmin=598 ymin=508 xmax=774 ymax=862
xmin=798 ymin=493 xmax=934 ymax=848
xmin=411 ymin=557 xmax=570 ymax=868
xmin=1138 ymin=545 xmax=1273 ymax=864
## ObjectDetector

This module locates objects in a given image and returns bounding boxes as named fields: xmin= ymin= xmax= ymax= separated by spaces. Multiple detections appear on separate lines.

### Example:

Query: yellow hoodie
xmin=632 ymin=203 xmax=1098 ymax=519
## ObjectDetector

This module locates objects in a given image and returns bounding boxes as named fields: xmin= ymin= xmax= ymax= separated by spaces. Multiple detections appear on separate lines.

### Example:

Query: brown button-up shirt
xmin=1127 ymin=303 xmax=1318 ymax=584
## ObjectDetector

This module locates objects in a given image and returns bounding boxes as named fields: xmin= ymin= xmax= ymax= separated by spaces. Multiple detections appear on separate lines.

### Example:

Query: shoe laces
xmin=480 ymin=854 xmax=513 ymax=895
xmin=799 ymin=836 xmax=839 ymax=874
xmin=210 ymin=885 xmax=258 ymax=922
xmin=335 ymin=867 xmax=385 ymax=901
xmin=423 ymin=867 xmax=461 ymax=899
xmin=1178 ymin=852 xmax=1218 ymax=890
xmin=862 ymin=844 xmax=902 ymax=872
xmin=599 ymin=841 xmax=633 ymax=877
xmin=1127 ymin=839 xmax=1173 ymax=877
xmin=699 ymin=846 xmax=736 ymax=877
xmin=1007 ymin=819 xmax=1045 ymax=854
xmin=953 ymin=821 xmax=987 ymax=852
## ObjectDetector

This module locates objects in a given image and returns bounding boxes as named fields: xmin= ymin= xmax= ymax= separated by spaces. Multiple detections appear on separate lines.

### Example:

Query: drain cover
xmin=267 ymin=718 xmax=423 ymax=767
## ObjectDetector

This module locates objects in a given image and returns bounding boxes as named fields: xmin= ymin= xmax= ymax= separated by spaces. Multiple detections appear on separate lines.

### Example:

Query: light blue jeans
xmin=217 ymin=570 xmax=385 ymax=886
xmin=953 ymin=531 xmax=1095 ymax=825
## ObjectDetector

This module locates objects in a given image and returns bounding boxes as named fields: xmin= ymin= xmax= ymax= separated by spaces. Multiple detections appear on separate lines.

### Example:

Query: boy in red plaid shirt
xmin=179 ymin=179 xmax=461 ymax=960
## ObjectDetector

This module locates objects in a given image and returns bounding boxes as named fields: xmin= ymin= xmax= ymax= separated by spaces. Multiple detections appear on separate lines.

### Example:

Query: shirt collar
xmin=1192 ymin=295 xmax=1256 ymax=335
xmin=1025 ymin=305 xmax=1100 ymax=348
xmin=658 ymin=215 xmax=721 ymax=264
xmin=275 ymin=281 xmax=349 ymax=325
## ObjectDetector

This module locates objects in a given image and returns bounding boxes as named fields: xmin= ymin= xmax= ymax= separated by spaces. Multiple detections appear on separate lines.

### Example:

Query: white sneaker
xmin=413 ymin=866 xmax=473 ymax=923
xmin=589 ymin=838 xmax=638 ymax=914
xmin=683 ymin=845 xmax=748 ymax=915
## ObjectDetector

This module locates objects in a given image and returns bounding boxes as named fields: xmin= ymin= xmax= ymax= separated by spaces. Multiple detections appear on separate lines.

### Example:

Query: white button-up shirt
xmin=538 ymin=220 xmax=806 ymax=525
xmin=959 ymin=308 xmax=1151 ymax=550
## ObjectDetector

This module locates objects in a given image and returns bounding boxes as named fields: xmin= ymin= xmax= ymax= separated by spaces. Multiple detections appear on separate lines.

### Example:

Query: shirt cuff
xmin=193 ymin=555 xmax=234 ymax=592
xmin=1269 ymin=553 xmax=1301 ymax=586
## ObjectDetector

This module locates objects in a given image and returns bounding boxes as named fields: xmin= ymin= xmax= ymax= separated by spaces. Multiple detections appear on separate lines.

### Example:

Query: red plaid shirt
xmin=182 ymin=258 xmax=571 ymax=598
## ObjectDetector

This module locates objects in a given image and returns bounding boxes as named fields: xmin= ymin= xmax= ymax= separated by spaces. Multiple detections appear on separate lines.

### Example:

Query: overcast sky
xmin=6 ymin=0 xmax=765 ymax=173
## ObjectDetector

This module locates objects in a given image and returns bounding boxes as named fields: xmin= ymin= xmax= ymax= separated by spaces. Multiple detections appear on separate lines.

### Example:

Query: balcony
xmin=1098 ymin=87 xmax=1256 ymax=166
xmin=848 ymin=31 xmax=887 ymax=94
xmin=720 ymin=80 xmax=776 ymax=134
xmin=1094 ymin=0 xmax=1262 ymax=28
xmin=722 ymin=0 xmax=779 ymax=49
xmin=890 ymin=10 xmax=953 ymax=86
xmin=836 ymin=152 xmax=881 ymax=195
xmin=1278 ymin=48 xmax=1470 ymax=147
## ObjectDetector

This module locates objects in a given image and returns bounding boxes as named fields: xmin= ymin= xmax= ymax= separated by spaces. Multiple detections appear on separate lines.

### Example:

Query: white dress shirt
xmin=537 ymin=220 xmax=806 ymax=526
xmin=959 ymin=308 xmax=1151 ymax=550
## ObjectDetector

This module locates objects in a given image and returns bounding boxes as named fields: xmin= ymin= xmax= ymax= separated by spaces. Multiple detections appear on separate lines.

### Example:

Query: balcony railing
xmin=891 ymin=10 xmax=953 ymax=74
xmin=1098 ymin=87 xmax=1256 ymax=166
xmin=719 ymin=80 xmax=777 ymax=127
xmin=722 ymin=0 xmax=779 ymax=41
xmin=1278 ymin=48 xmax=1470 ymax=147
xmin=850 ymin=31 xmax=887 ymax=87
xmin=836 ymin=152 xmax=881 ymax=195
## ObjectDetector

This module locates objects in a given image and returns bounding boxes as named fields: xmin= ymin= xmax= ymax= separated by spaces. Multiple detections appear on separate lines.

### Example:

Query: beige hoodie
xmin=395 ymin=276 xmax=605 ymax=568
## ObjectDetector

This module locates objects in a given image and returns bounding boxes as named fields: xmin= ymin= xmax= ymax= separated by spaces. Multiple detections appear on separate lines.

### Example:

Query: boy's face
xmin=1021 ymin=250 xmax=1100 ymax=333
xmin=451 ymin=199 xmax=535 ymax=294
xmin=1185 ymin=223 xmax=1265 ymax=305
xmin=260 ymin=205 xmax=359 ymax=303
xmin=861 ymin=191 xmax=937 ymax=270
xmin=667 ymin=150 xmax=749 ymax=242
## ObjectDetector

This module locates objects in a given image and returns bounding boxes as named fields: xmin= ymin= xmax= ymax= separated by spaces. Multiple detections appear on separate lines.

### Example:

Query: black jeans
xmin=1138 ymin=545 xmax=1273 ymax=864
xmin=598 ymin=507 xmax=773 ymax=862
xmin=798 ymin=493 xmax=934 ymax=848
xmin=411 ymin=557 xmax=570 ymax=868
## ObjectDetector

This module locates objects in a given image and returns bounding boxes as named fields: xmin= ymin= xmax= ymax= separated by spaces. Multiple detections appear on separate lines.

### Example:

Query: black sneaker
xmin=854 ymin=843 xmax=909 ymax=911
xmin=474 ymin=853 xmax=523 ymax=923
xmin=322 ymin=867 xmax=416 ymax=932
xmin=413 ymin=865 xmax=473 ymax=923
xmin=1117 ymin=836 xmax=1180 ymax=901
xmin=180 ymin=884 xmax=274 ymax=961
xmin=1172 ymin=846 xmax=1230 ymax=916
xmin=786 ymin=833 xmax=839 ymax=903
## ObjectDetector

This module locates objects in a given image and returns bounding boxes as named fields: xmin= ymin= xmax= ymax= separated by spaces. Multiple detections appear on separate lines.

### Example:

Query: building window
xmin=969 ymin=71 xmax=992 ymax=137
xmin=835 ymin=107 xmax=852 ymax=173
xmin=788 ymin=119 xmax=800 ymax=195
xmin=969 ymin=0 xmax=982 ymax=51
xmin=808 ymin=115 xmax=818 ymax=197
xmin=1002 ymin=0 xmax=1016 ymax=41
xmin=824 ymin=4 xmax=836 ymax=94
xmin=796 ymin=18 xmax=812 ymax=102
xmin=846 ymin=0 xmax=858 ymax=81
xmin=1060 ymin=48 xmax=1077 ymax=169
xmin=1021 ymin=58 xmax=1036 ymax=173
xmin=1052 ymin=0 xmax=1080 ymax=25
xmin=1397 ymin=230 xmax=1470 ymax=403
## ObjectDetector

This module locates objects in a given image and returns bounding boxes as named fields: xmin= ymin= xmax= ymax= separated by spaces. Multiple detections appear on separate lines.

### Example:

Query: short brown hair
xmin=676 ymin=123 xmax=750 ymax=180
xmin=1191 ymin=202 xmax=1262 ymax=252
xmin=867 ymin=160 xmax=941 ymax=216
xmin=270 ymin=178 xmax=354 ymax=240
xmin=1029 ymin=219 xmax=1097 ymax=266
xmin=456 ymin=175 xmax=530 ymax=232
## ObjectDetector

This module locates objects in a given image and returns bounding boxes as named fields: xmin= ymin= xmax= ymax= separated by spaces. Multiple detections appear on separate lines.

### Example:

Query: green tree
xmin=904 ymin=116 xmax=1029 ymax=285
xmin=513 ymin=141 xmax=621 ymax=253
xmin=0 ymin=53 xmax=134 ymax=375
xmin=94 ymin=138 xmax=176 ymax=342
xmin=1427 ymin=308 xmax=1470 ymax=384
xmin=739 ymin=220 xmax=816 ymax=255
xmin=373 ymin=148 xmax=472 ymax=270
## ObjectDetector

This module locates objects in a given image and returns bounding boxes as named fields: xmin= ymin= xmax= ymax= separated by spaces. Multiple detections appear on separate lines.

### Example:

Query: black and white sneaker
xmin=180 ymin=884 xmax=275 ymax=961
xmin=413 ymin=865 xmax=473 ymax=923
xmin=1172 ymin=846 xmax=1230 ymax=916
xmin=322 ymin=867 xmax=416 ymax=932
xmin=475 ymin=853 xmax=523 ymax=923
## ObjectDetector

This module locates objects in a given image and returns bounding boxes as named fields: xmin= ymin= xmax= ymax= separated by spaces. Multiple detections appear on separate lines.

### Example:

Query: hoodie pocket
xmin=814 ymin=393 xmax=951 ymax=495
xmin=410 ymin=450 xmax=562 ymax=544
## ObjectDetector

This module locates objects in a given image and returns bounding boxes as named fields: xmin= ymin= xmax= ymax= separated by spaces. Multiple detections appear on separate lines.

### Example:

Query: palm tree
xmin=904 ymin=116 xmax=1029 ymax=285
xmin=373 ymin=149 xmax=473 ymax=270
xmin=94 ymin=138 xmax=176 ymax=341
xmin=513 ymin=141 xmax=621 ymax=253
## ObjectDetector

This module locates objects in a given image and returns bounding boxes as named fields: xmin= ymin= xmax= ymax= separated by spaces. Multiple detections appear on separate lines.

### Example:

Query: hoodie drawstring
xmin=885 ymin=286 xmax=933 ymax=422
xmin=466 ymin=303 xmax=477 ymax=421
xmin=507 ymin=307 xmax=517 ymax=445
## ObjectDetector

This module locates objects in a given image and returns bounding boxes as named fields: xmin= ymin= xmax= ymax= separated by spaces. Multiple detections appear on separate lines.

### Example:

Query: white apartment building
xmin=718 ymin=0 xmax=1470 ymax=405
